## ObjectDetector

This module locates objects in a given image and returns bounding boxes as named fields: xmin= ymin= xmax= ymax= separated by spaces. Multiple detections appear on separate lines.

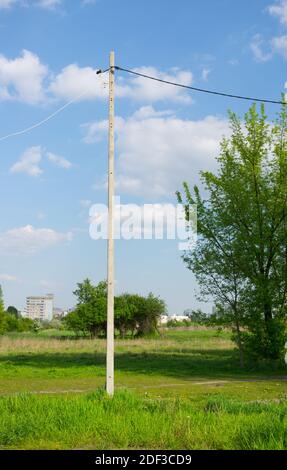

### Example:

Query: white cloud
xmin=0 ymin=225 xmax=72 ymax=255
xmin=10 ymin=146 xmax=72 ymax=176
xmin=49 ymin=63 xmax=107 ymax=101
xmin=0 ymin=50 xmax=193 ymax=106
xmin=47 ymin=151 xmax=72 ymax=169
xmin=0 ymin=49 xmax=48 ymax=104
xmin=132 ymin=106 xmax=173 ymax=119
xmin=0 ymin=0 xmax=62 ymax=10
xmin=250 ymin=34 xmax=273 ymax=62
xmin=271 ymin=35 xmax=287 ymax=59
xmin=251 ymin=2 xmax=287 ymax=63
xmin=0 ymin=274 xmax=18 ymax=282
xmin=82 ymin=116 xmax=122 ymax=144
xmin=116 ymin=66 xmax=193 ymax=104
xmin=250 ymin=33 xmax=287 ymax=62
xmin=36 ymin=0 xmax=61 ymax=9
xmin=10 ymin=146 xmax=43 ymax=177
xmin=84 ymin=106 xmax=229 ymax=197
xmin=50 ymin=64 xmax=193 ymax=104
xmin=268 ymin=0 xmax=287 ymax=25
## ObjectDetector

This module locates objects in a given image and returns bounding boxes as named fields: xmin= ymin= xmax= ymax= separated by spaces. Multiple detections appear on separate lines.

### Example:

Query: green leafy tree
xmin=65 ymin=279 xmax=166 ymax=338
xmin=185 ymin=309 xmax=209 ymax=324
xmin=65 ymin=279 xmax=107 ymax=338
xmin=6 ymin=306 xmax=19 ymax=318
xmin=17 ymin=317 xmax=36 ymax=332
xmin=135 ymin=293 xmax=166 ymax=337
xmin=115 ymin=293 xmax=138 ymax=338
xmin=5 ymin=306 xmax=21 ymax=333
xmin=178 ymin=104 xmax=287 ymax=361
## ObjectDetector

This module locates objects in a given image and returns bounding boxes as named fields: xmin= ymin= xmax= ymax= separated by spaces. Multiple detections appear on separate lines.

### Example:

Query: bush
xmin=64 ymin=279 xmax=166 ymax=338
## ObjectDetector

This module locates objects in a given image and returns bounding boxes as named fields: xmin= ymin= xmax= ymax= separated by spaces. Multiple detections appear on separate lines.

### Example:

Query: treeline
xmin=0 ymin=288 xmax=36 ymax=334
xmin=64 ymin=279 xmax=166 ymax=338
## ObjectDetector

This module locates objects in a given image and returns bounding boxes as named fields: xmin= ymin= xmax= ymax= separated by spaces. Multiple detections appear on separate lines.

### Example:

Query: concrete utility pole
xmin=106 ymin=51 xmax=115 ymax=396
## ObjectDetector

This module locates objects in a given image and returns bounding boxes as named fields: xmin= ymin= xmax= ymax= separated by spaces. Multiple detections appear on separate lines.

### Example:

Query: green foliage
xmin=185 ymin=308 xmax=209 ymax=324
xmin=4 ymin=313 xmax=36 ymax=333
xmin=64 ymin=279 xmax=107 ymax=337
xmin=0 ymin=392 xmax=286 ymax=449
xmin=115 ymin=293 xmax=138 ymax=338
xmin=0 ymin=287 xmax=36 ymax=334
xmin=6 ymin=306 xmax=18 ymax=318
xmin=178 ymin=103 xmax=287 ymax=361
xmin=0 ymin=328 xmax=286 ymax=449
xmin=64 ymin=279 xmax=166 ymax=338
xmin=133 ymin=292 xmax=166 ymax=337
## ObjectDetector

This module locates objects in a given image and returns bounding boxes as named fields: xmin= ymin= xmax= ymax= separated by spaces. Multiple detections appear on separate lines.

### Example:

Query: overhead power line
xmin=0 ymin=92 xmax=88 ymax=142
xmin=0 ymin=68 xmax=109 ymax=143
xmin=115 ymin=66 xmax=285 ymax=105
xmin=0 ymin=64 xmax=284 ymax=143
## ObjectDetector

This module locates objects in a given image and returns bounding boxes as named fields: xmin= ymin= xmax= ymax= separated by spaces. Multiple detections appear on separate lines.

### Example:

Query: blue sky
xmin=0 ymin=0 xmax=286 ymax=313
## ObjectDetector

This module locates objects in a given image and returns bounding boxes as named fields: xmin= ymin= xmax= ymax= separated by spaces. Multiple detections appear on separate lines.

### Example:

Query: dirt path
xmin=1 ymin=376 xmax=287 ymax=396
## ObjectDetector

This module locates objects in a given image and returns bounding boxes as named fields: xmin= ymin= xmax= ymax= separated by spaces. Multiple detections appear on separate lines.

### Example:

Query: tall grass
xmin=0 ymin=391 xmax=286 ymax=450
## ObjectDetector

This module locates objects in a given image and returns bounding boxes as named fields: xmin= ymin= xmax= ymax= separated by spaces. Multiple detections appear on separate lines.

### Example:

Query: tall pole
xmin=106 ymin=51 xmax=115 ymax=396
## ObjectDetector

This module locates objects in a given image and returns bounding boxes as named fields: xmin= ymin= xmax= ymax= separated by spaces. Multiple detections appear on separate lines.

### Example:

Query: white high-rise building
xmin=24 ymin=294 xmax=54 ymax=321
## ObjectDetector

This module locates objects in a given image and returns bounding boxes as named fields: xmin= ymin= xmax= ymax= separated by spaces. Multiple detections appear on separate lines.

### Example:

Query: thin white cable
xmin=0 ymin=68 xmax=109 ymax=142
xmin=0 ymin=91 xmax=90 ymax=142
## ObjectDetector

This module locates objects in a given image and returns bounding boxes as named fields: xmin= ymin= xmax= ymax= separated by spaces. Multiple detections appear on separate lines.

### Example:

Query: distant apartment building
xmin=24 ymin=294 xmax=54 ymax=322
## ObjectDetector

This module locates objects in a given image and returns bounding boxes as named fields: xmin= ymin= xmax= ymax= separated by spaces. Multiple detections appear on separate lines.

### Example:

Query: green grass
xmin=0 ymin=390 xmax=286 ymax=450
xmin=0 ymin=327 xmax=286 ymax=449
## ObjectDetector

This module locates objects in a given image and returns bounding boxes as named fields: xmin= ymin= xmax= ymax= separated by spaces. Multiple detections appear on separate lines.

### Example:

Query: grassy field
xmin=0 ymin=327 xmax=286 ymax=449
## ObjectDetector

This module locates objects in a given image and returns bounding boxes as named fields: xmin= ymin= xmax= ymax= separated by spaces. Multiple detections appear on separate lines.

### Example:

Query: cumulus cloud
xmin=268 ymin=0 xmax=287 ymax=25
xmin=49 ymin=64 xmax=193 ymax=104
xmin=0 ymin=225 xmax=72 ymax=255
xmin=49 ymin=63 xmax=108 ymax=101
xmin=271 ymin=35 xmax=287 ymax=59
xmin=10 ymin=145 xmax=73 ymax=177
xmin=0 ymin=50 xmax=48 ymax=104
xmin=250 ymin=2 xmax=287 ymax=63
xmin=10 ymin=146 xmax=72 ymax=176
xmin=10 ymin=146 xmax=43 ymax=177
xmin=250 ymin=34 xmax=273 ymax=62
xmin=250 ymin=33 xmax=287 ymax=62
xmin=116 ymin=66 xmax=193 ymax=104
xmin=84 ymin=106 xmax=229 ymax=197
xmin=0 ymin=49 xmax=194 ymax=106
xmin=47 ymin=152 xmax=72 ymax=169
